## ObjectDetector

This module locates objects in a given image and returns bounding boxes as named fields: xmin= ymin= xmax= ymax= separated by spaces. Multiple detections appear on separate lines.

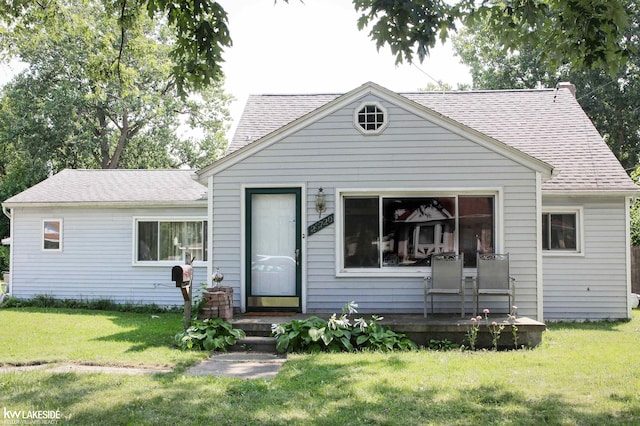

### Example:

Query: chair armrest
xmin=424 ymin=276 xmax=432 ymax=290
xmin=470 ymin=275 xmax=477 ymax=291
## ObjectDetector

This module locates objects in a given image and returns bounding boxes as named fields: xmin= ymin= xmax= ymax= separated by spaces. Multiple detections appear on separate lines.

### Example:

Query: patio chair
xmin=475 ymin=253 xmax=515 ymax=315
xmin=424 ymin=253 xmax=465 ymax=318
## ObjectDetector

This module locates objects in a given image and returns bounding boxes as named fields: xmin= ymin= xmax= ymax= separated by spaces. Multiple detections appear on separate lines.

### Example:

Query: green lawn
xmin=0 ymin=308 xmax=207 ymax=368
xmin=1 ymin=307 xmax=639 ymax=425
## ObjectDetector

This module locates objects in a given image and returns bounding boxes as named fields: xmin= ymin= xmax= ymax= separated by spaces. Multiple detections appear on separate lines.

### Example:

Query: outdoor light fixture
xmin=315 ymin=187 xmax=326 ymax=218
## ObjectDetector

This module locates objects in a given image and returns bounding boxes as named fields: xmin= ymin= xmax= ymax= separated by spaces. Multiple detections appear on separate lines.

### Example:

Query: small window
xmin=354 ymin=102 xmax=387 ymax=134
xmin=43 ymin=219 xmax=62 ymax=251
xmin=135 ymin=219 xmax=207 ymax=263
xmin=542 ymin=209 xmax=581 ymax=253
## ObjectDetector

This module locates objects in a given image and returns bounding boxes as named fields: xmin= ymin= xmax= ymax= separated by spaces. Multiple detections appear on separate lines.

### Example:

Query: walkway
xmin=0 ymin=353 xmax=286 ymax=379
xmin=185 ymin=352 xmax=286 ymax=379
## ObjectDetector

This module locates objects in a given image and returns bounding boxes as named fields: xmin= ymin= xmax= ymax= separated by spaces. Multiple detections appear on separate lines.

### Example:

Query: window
xmin=43 ymin=219 xmax=62 ymax=251
xmin=354 ymin=102 xmax=387 ymax=134
xmin=542 ymin=209 xmax=581 ymax=253
xmin=136 ymin=219 xmax=207 ymax=263
xmin=342 ymin=194 xmax=495 ymax=269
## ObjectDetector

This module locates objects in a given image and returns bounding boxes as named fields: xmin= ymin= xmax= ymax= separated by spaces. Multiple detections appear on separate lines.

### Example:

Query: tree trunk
xmin=108 ymin=111 xmax=128 ymax=169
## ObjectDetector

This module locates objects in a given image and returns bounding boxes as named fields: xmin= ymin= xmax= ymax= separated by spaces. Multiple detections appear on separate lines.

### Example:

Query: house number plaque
xmin=308 ymin=213 xmax=334 ymax=236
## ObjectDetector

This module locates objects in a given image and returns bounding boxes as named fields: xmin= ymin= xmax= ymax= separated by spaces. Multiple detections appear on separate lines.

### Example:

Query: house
xmin=1 ymin=169 xmax=208 ymax=306
xmin=3 ymin=82 xmax=638 ymax=321
xmin=196 ymin=82 xmax=638 ymax=322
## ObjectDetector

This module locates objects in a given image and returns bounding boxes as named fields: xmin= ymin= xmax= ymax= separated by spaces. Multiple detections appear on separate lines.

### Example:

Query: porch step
xmin=229 ymin=336 xmax=277 ymax=353
xmin=231 ymin=319 xmax=278 ymax=337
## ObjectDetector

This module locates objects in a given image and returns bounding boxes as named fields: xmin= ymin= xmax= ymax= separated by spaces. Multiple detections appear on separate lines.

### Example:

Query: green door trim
xmin=245 ymin=187 xmax=302 ymax=312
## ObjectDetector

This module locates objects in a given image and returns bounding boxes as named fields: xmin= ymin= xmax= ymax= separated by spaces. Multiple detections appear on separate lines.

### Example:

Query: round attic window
xmin=354 ymin=102 xmax=388 ymax=134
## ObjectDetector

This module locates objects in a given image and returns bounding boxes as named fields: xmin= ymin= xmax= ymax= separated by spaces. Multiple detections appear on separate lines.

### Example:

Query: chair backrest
xmin=477 ymin=253 xmax=510 ymax=289
xmin=431 ymin=253 xmax=464 ymax=290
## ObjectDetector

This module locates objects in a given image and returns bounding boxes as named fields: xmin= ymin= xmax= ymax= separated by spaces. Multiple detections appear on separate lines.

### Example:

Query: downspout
xmin=207 ymin=175 xmax=214 ymax=290
xmin=625 ymin=196 xmax=633 ymax=319
xmin=1 ymin=205 xmax=11 ymax=301
xmin=536 ymin=172 xmax=544 ymax=322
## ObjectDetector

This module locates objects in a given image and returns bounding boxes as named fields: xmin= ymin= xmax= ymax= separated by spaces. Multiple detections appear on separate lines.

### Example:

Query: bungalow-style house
xmin=3 ymin=82 xmax=638 ymax=321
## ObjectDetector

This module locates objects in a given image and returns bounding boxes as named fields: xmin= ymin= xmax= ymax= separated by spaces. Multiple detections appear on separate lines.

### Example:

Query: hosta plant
xmin=175 ymin=317 xmax=246 ymax=351
xmin=272 ymin=302 xmax=417 ymax=353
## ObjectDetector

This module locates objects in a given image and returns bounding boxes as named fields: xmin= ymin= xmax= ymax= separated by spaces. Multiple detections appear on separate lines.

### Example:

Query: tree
xmin=353 ymin=0 xmax=635 ymax=75
xmin=0 ymin=91 xmax=51 ymax=272
xmin=452 ymin=6 xmax=640 ymax=170
xmin=0 ymin=0 xmax=231 ymax=171
xmin=1 ymin=1 xmax=636 ymax=92
xmin=0 ymin=1 xmax=232 ymax=272
xmin=0 ymin=0 xmax=232 ymax=97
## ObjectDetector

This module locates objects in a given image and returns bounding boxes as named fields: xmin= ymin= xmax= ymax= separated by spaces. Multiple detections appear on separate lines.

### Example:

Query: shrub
xmin=175 ymin=317 xmax=246 ymax=351
xmin=272 ymin=302 xmax=417 ymax=353
xmin=0 ymin=295 xmax=182 ymax=314
xmin=427 ymin=339 xmax=459 ymax=351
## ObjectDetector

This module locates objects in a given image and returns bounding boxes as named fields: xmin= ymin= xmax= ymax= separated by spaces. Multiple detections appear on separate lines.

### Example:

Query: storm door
xmin=246 ymin=188 xmax=302 ymax=311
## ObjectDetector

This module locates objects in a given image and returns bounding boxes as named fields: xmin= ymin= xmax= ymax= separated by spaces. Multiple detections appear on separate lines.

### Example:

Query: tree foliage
xmin=354 ymin=0 xmax=635 ymax=76
xmin=452 ymin=3 xmax=640 ymax=171
xmin=0 ymin=0 xmax=232 ymax=271
xmin=0 ymin=0 xmax=231 ymax=171
xmin=0 ymin=0 xmax=232 ymax=97
xmin=1 ymin=1 xmax=636 ymax=93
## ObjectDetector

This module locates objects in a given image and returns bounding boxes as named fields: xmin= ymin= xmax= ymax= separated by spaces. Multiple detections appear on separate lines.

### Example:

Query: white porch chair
xmin=475 ymin=253 xmax=515 ymax=315
xmin=424 ymin=253 xmax=465 ymax=318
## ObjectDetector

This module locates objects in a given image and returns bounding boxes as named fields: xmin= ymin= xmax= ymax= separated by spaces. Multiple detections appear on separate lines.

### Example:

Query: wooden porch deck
xmin=230 ymin=313 xmax=546 ymax=350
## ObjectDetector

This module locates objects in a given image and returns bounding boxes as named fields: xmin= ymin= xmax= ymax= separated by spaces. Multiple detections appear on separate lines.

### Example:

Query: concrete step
xmin=232 ymin=322 xmax=273 ymax=337
xmin=230 ymin=336 xmax=277 ymax=353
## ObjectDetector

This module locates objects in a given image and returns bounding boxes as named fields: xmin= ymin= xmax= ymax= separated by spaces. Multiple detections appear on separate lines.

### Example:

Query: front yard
xmin=1 ymin=307 xmax=639 ymax=425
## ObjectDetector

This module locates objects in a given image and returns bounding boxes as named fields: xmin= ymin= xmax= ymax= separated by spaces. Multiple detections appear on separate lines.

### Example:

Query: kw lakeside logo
xmin=3 ymin=407 xmax=61 ymax=424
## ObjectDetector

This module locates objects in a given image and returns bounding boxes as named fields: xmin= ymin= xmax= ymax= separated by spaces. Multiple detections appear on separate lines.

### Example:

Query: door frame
xmin=241 ymin=184 xmax=306 ymax=313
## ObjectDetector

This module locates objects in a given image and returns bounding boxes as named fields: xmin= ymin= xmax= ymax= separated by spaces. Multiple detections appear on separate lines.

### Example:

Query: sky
xmin=218 ymin=0 xmax=472 ymax=134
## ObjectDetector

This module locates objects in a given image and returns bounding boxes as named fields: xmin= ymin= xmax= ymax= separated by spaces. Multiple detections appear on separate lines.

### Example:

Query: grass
xmin=1 ymin=307 xmax=640 ymax=425
xmin=0 ymin=308 xmax=207 ymax=368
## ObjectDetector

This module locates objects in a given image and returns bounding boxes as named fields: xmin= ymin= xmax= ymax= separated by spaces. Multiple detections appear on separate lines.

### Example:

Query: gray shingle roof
xmin=230 ymin=87 xmax=637 ymax=192
xmin=3 ymin=169 xmax=207 ymax=205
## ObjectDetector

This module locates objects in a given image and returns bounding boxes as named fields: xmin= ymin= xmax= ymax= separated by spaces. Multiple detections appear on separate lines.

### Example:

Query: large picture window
xmin=136 ymin=219 xmax=207 ymax=263
xmin=542 ymin=210 xmax=580 ymax=252
xmin=342 ymin=194 xmax=495 ymax=269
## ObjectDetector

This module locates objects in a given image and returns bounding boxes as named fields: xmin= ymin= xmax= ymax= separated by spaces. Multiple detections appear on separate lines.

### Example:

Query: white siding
xmin=543 ymin=196 xmax=629 ymax=320
xmin=210 ymin=96 xmax=541 ymax=318
xmin=10 ymin=206 xmax=208 ymax=306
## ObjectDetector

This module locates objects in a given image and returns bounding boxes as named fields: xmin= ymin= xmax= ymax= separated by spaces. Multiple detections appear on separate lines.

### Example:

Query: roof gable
xmin=3 ymin=169 xmax=207 ymax=206
xmin=198 ymin=82 xmax=553 ymax=179
xmin=207 ymin=82 xmax=637 ymax=193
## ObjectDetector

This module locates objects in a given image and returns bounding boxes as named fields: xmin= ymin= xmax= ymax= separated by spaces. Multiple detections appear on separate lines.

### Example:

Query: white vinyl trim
xmin=536 ymin=172 xmax=544 ymax=321
xmin=131 ymin=216 xmax=207 ymax=267
xmin=42 ymin=219 xmax=63 ymax=252
xmin=541 ymin=206 xmax=584 ymax=257
xmin=625 ymin=196 xmax=633 ymax=319
xmin=353 ymin=101 xmax=389 ymax=135
xmin=335 ymin=187 xmax=503 ymax=277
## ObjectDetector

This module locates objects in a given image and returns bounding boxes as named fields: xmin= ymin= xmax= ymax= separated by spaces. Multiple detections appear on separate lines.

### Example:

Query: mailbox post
xmin=172 ymin=264 xmax=193 ymax=330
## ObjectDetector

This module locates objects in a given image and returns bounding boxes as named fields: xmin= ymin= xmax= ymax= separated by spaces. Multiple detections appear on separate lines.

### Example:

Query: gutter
xmin=1 ymin=200 xmax=207 ymax=209
xmin=542 ymin=189 xmax=640 ymax=197
xmin=2 ymin=205 xmax=10 ymax=220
